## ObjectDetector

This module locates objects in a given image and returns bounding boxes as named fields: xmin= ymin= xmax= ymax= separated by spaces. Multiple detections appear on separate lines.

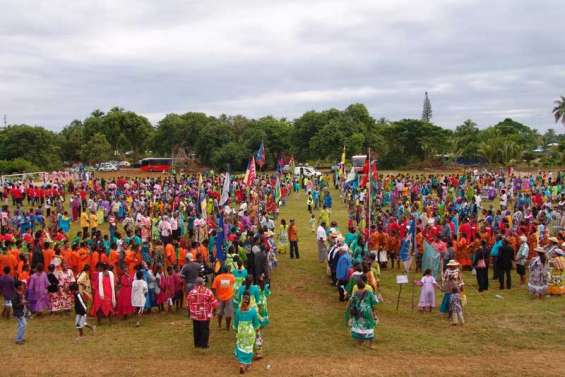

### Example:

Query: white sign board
xmin=396 ymin=275 xmax=409 ymax=285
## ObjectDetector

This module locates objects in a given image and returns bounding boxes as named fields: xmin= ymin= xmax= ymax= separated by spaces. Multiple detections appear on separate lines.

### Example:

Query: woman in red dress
xmin=92 ymin=264 xmax=116 ymax=324
xmin=115 ymin=271 xmax=134 ymax=319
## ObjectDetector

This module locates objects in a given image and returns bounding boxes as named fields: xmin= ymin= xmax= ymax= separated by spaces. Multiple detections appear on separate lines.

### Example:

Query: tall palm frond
xmin=553 ymin=96 xmax=565 ymax=126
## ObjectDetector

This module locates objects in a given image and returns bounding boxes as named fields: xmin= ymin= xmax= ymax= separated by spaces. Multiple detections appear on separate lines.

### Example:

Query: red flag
xmin=360 ymin=158 xmax=369 ymax=174
xmin=246 ymin=157 xmax=256 ymax=185
xmin=360 ymin=158 xmax=370 ymax=187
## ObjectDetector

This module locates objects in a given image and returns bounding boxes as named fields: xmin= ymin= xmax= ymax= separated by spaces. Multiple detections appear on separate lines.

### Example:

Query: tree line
xmin=0 ymin=104 xmax=563 ymax=174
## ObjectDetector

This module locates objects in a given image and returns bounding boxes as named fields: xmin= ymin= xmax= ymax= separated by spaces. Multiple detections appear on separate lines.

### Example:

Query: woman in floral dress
xmin=529 ymin=247 xmax=549 ymax=298
xmin=53 ymin=261 xmax=76 ymax=311
xmin=345 ymin=278 xmax=379 ymax=347
xmin=233 ymin=294 xmax=261 ymax=374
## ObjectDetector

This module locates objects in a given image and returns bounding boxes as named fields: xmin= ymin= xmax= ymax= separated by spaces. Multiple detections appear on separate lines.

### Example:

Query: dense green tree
xmin=80 ymin=132 xmax=113 ymax=164
xmin=453 ymin=119 xmax=481 ymax=160
xmin=103 ymin=107 xmax=154 ymax=160
xmin=309 ymin=119 xmax=346 ymax=161
xmin=0 ymin=158 xmax=40 ymax=174
xmin=0 ymin=125 xmax=61 ymax=170
xmin=378 ymin=119 xmax=450 ymax=168
xmin=1 ymin=103 xmax=562 ymax=173
xmin=59 ymin=120 xmax=84 ymax=162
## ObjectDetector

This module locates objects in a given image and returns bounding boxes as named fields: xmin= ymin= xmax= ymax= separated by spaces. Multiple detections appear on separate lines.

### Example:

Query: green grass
xmin=1 ymin=186 xmax=565 ymax=376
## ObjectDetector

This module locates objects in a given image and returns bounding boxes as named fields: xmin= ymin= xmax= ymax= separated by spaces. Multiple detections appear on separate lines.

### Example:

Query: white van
xmin=294 ymin=165 xmax=322 ymax=178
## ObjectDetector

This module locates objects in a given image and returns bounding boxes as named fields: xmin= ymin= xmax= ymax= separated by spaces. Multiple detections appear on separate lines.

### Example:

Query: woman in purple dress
xmin=28 ymin=263 xmax=50 ymax=314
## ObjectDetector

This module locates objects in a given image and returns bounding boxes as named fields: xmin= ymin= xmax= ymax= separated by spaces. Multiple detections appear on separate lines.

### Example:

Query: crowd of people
xmin=0 ymin=171 xmax=293 ymax=373
xmin=295 ymin=168 xmax=565 ymax=345
xmin=2 ymin=166 xmax=565 ymax=361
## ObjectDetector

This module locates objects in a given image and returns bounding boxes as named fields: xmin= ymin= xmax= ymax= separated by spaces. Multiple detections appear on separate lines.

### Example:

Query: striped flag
xmin=245 ymin=156 xmax=256 ymax=186
xmin=256 ymin=141 xmax=266 ymax=168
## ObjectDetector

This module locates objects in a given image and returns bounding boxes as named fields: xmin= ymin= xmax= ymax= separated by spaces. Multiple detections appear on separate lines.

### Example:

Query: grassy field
xmin=1 ymin=184 xmax=565 ymax=376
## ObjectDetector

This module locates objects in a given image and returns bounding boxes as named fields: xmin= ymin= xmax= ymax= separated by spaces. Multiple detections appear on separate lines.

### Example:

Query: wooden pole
xmin=411 ymin=271 xmax=415 ymax=311
xmin=396 ymin=284 xmax=402 ymax=312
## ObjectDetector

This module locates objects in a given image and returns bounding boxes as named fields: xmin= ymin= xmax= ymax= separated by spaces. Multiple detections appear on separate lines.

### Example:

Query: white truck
xmin=294 ymin=165 xmax=322 ymax=178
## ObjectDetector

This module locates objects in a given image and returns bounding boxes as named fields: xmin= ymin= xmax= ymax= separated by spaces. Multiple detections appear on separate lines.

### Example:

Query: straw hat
xmin=519 ymin=235 xmax=527 ymax=243
xmin=548 ymin=237 xmax=559 ymax=243
xmin=264 ymin=230 xmax=274 ymax=238
xmin=446 ymin=259 xmax=460 ymax=267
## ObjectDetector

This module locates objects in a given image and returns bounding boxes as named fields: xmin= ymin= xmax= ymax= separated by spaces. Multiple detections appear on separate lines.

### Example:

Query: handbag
xmin=461 ymin=294 xmax=467 ymax=306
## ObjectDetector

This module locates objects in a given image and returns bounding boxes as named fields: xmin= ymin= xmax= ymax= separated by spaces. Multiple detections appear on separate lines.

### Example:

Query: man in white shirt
xmin=500 ymin=190 xmax=508 ymax=210
xmin=317 ymin=222 xmax=328 ymax=263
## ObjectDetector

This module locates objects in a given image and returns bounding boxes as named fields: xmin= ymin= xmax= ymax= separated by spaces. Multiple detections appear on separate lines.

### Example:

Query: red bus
xmin=140 ymin=158 xmax=173 ymax=172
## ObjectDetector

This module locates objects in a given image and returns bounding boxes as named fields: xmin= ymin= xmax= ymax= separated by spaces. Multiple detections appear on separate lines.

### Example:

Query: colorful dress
xmin=277 ymin=224 xmax=289 ymax=254
xmin=548 ymin=256 xmax=565 ymax=295
xmin=51 ymin=268 xmax=75 ymax=311
xmin=233 ymin=307 xmax=261 ymax=365
xmin=232 ymin=267 xmax=248 ymax=297
xmin=528 ymin=256 xmax=549 ymax=296
xmin=345 ymin=288 xmax=379 ymax=341
xmin=257 ymin=284 xmax=271 ymax=327
xmin=27 ymin=271 xmax=49 ymax=313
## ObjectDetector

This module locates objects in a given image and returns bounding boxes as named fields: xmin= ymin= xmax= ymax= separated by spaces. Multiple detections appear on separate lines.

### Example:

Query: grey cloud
xmin=0 ymin=0 xmax=564 ymax=131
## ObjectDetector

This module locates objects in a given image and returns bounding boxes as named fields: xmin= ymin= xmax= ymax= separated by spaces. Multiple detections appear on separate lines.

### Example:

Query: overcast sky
xmin=1 ymin=0 xmax=564 ymax=132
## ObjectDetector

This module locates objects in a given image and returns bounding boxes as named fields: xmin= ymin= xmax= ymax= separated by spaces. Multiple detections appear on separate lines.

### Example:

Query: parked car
xmin=118 ymin=160 xmax=131 ymax=167
xmin=97 ymin=162 xmax=119 ymax=172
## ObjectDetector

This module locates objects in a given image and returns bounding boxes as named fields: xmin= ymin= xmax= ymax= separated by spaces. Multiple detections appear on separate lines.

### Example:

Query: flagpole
xmin=367 ymin=148 xmax=371 ymax=233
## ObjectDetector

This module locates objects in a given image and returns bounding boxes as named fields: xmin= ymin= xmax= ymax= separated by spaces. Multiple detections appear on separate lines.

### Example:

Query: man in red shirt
xmin=186 ymin=277 xmax=217 ymax=348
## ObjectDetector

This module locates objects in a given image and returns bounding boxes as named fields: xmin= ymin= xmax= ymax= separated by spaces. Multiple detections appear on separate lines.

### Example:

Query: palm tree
xmin=478 ymin=139 xmax=500 ymax=164
xmin=553 ymin=96 xmax=565 ymax=126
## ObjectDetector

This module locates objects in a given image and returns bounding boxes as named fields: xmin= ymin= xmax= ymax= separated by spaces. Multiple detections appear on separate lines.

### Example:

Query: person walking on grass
xmin=345 ymin=278 xmax=379 ymax=349
xmin=1 ymin=266 xmax=16 ymax=319
xmin=13 ymin=280 xmax=26 ymax=345
xmin=131 ymin=270 xmax=148 ymax=327
xmin=70 ymin=282 xmax=95 ymax=339
xmin=497 ymin=238 xmax=514 ymax=290
xmin=515 ymin=235 xmax=529 ymax=286
xmin=186 ymin=277 xmax=217 ymax=349
xmin=233 ymin=293 xmax=261 ymax=374
xmin=317 ymin=221 xmax=328 ymax=263
xmin=288 ymin=219 xmax=299 ymax=259
xmin=212 ymin=265 xmax=235 ymax=330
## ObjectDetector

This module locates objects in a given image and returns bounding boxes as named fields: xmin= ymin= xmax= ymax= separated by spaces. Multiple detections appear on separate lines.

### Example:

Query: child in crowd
xmin=173 ymin=265 xmax=184 ymax=311
xmin=131 ymin=270 xmax=148 ymax=327
xmin=415 ymin=269 xmax=439 ymax=312
xmin=309 ymin=214 xmax=316 ymax=233
xmin=1 ymin=266 xmax=16 ymax=319
xmin=70 ymin=282 xmax=96 ymax=338
xmin=13 ymin=280 xmax=26 ymax=345
xmin=448 ymin=287 xmax=464 ymax=326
